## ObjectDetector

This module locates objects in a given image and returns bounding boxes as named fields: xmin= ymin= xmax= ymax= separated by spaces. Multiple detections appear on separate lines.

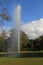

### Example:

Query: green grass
xmin=0 ymin=57 xmax=43 ymax=65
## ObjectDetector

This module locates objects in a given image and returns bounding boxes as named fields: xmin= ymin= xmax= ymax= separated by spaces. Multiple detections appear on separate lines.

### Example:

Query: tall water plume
xmin=11 ymin=5 xmax=21 ymax=54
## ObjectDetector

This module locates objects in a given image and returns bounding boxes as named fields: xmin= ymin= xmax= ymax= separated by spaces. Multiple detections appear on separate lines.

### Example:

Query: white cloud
xmin=21 ymin=18 xmax=43 ymax=39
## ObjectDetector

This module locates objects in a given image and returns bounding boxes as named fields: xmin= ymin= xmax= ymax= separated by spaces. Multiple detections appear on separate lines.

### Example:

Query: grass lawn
xmin=0 ymin=57 xmax=43 ymax=65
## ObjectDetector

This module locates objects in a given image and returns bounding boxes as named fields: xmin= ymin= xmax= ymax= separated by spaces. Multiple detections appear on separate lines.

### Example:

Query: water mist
xmin=10 ymin=5 xmax=21 ymax=57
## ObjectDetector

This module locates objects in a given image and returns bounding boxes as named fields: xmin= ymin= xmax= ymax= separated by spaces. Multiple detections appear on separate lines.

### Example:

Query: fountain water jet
xmin=10 ymin=5 xmax=21 ymax=57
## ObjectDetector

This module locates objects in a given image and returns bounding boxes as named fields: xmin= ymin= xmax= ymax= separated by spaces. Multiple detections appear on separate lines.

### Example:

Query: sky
xmin=0 ymin=0 xmax=43 ymax=39
xmin=20 ymin=0 xmax=43 ymax=22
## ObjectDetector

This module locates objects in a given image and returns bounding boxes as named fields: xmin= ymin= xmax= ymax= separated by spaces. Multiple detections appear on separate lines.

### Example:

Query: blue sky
xmin=10 ymin=0 xmax=43 ymax=25
xmin=0 ymin=0 xmax=43 ymax=27
xmin=1 ymin=0 xmax=43 ymax=39
xmin=20 ymin=0 xmax=43 ymax=23
xmin=1 ymin=0 xmax=43 ymax=26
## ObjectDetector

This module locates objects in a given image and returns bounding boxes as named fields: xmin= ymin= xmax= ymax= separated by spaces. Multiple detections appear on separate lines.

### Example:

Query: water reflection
xmin=0 ymin=53 xmax=43 ymax=57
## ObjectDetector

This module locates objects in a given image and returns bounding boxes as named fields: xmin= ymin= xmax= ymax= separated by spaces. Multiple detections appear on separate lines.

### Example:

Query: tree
xmin=20 ymin=31 xmax=29 ymax=51
xmin=0 ymin=29 xmax=7 ymax=52
xmin=0 ymin=0 xmax=12 ymax=52
xmin=39 ymin=35 xmax=43 ymax=50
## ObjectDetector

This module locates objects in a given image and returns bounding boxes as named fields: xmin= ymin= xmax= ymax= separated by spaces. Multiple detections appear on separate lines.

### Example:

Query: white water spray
xmin=11 ymin=5 xmax=21 ymax=54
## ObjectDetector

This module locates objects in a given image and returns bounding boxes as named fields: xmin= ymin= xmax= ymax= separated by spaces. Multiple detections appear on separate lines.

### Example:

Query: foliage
xmin=0 ymin=30 xmax=7 ymax=52
xmin=0 ymin=28 xmax=43 ymax=52
xmin=20 ymin=31 xmax=29 ymax=51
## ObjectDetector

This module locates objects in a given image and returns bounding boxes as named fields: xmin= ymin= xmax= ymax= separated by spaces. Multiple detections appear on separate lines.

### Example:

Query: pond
xmin=0 ymin=52 xmax=43 ymax=57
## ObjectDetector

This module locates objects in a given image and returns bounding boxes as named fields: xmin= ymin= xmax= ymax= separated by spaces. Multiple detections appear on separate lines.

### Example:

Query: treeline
xmin=0 ymin=29 xmax=43 ymax=52
xmin=20 ymin=32 xmax=43 ymax=51
xmin=0 ymin=30 xmax=7 ymax=52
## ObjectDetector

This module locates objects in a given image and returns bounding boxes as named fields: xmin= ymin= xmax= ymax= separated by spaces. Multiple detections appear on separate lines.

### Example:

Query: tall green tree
xmin=20 ymin=31 xmax=29 ymax=51
xmin=0 ymin=29 xmax=7 ymax=52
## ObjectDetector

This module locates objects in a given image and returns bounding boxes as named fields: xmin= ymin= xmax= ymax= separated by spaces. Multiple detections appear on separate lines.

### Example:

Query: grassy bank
xmin=0 ymin=58 xmax=43 ymax=65
xmin=0 ymin=51 xmax=43 ymax=54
